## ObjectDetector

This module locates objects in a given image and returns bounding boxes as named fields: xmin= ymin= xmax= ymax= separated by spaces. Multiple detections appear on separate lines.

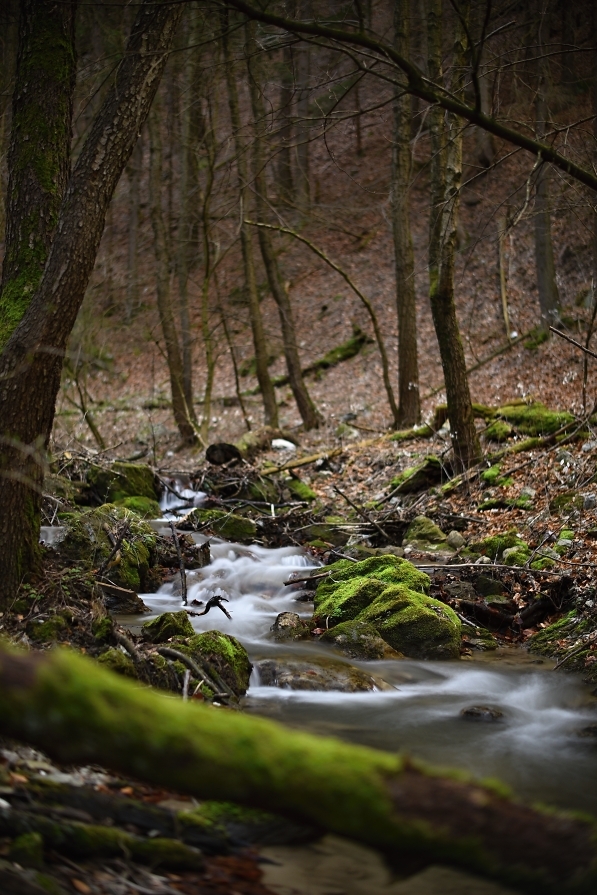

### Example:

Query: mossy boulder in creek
xmin=141 ymin=611 xmax=195 ymax=643
xmin=114 ymin=495 xmax=162 ymax=519
xmin=320 ymin=620 xmax=404 ymax=660
xmin=313 ymin=555 xmax=460 ymax=660
xmin=171 ymin=631 xmax=252 ymax=696
xmin=177 ymin=508 xmax=257 ymax=543
xmin=403 ymin=515 xmax=451 ymax=552
xmin=56 ymin=505 xmax=157 ymax=592
xmin=85 ymin=462 xmax=158 ymax=504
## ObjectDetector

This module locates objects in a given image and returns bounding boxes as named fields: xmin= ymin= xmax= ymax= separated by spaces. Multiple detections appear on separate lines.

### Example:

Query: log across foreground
xmin=0 ymin=645 xmax=595 ymax=893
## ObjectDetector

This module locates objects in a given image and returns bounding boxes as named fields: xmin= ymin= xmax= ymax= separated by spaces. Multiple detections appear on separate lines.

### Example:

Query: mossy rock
xmin=299 ymin=523 xmax=350 ymax=547
xmin=177 ymin=508 xmax=257 ymax=543
xmin=57 ymin=505 xmax=156 ymax=592
xmin=477 ymin=496 xmax=533 ymax=511
xmin=286 ymin=478 xmax=317 ymax=502
xmin=141 ymin=610 xmax=195 ymax=643
xmin=27 ymin=613 xmax=70 ymax=643
xmin=313 ymin=555 xmax=459 ymax=660
xmin=115 ymin=496 xmax=162 ymax=519
xmin=480 ymin=464 xmax=512 ymax=486
xmin=388 ymin=455 xmax=444 ymax=494
xmin=357 ymin=584 xmax=461 ymax=659
xmin=462 ymin=625 xmax=498 ymax=651
xmin=549 ymin=491 xmax=584 ymax=513
xmin=97 ymin=647 xmax=137 ymax=678
xmin=494 ymin=402 xmax=574 ymax=436
xmin=86 ymin=462 xmax=158 ymax=503
xmin=320 ymin=620 xmax=404 ymax=660
xmin=529 ymin=611 xmax=590 ymax=660
xmin=9 ymin=832 xmax=45 ymax=870
xmin=44 ymin=472 xmax=85 ymax=505
xmin=172 ymin=630 xmax=252 ymax=696
xmin=469 ymin=529 xmax=527 ymax=562
xmin=403 ymin=515 xmax=450 ymax=552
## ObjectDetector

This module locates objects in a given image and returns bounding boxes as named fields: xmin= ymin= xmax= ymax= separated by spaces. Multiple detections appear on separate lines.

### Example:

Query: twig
xmin=550 ymin=326 xmax=597 ymax=360
xmin=332 ymin=485 xmax=389 ymax=541
xmin=114 ymin=631 xmax=142 ymax=663
xmin=169 ymin=520 xmax=187 ymax=605
xmin=583 ymin=294 xmax=597 ymax=414
xmin=284 ymin=570 xmax=332 ymax=586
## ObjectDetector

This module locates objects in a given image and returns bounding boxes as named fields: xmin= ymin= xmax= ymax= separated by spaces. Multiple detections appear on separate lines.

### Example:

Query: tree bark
xmin=125 ymin=137 xmax=142 ymax=324
xmin=222 ymin=12 xmax=278 ymax=427
xmin=392 ymin=0 xmax=420 ymax=427
xmin=0 ymin=0 xmax=184 ymax=610
xmin=246 ymin=23 xmax=322 ymax=430
xmin=0 ymin=646 xmax=596 ymax=895
xmin=148 ymin=106 xmax=199 ymax=448
xmin=0 ymin=0 xmax=77 ymax=350
xmin=277 ymin=43 xmax=295 ymax=204
xmin=294 ymin=3 xmax=311 ymax=214
xmin=427 ymin=0 xmax=481 ymax=470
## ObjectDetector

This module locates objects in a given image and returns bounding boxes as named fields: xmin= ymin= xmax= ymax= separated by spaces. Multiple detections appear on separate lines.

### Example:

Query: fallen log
xmin=0 ymin=646 xmax=595 ymax=892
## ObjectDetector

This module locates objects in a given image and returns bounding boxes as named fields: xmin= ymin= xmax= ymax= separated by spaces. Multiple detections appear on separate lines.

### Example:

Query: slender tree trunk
xmin=392 ymin=0 xmax=420 ymax=427
xmin=125 ymin=138 xmax=142 ymax=324
xmin=222 ymin=13 xmax=278 ymax=427
xmin=295 ymin=5 xmax=311 ymax=214
xmin=534 ymin=6 xmax=560 ymax=332
xmin=277 ymin=43 xmax=294 ymax=204
xmin=427 ymin=0 xmax=481 ymax=470
xmin=177 ymin=8 xmax=198 ymax=409
xmin=246 ymin=23 xmax=322 ymax=430
xmin=0 ymin=0 xmax=184 ymax=610
xmin=593 ymin=2 xmax=597 ymax=302
xmin=148 ymin=107 xmax=199 ymax=447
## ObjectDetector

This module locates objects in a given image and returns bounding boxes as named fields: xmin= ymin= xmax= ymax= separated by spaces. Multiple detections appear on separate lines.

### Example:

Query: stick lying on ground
xmin=0 ymin=645 xmax=595 ymax=894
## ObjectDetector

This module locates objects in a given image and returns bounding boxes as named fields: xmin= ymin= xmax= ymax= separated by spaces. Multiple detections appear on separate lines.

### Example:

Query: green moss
xmin=477 ymin=497 xmax=532 ymax=511
xmin=469 ymin=530 xmax=527 ymax=561
xmin=530 ymin=557 xmax=555 ymax=570
xmin=529 ymin=611 xmax=586 ymax=656
xmin=524 ymin=328 xmax=549 ymax=350
xmin=502 ymin=548 xmax=530 ymax=566
xmin=86 ymin=462 xmax=158 ymax=504
xmin=389 ymin=424 xmax=434 ymax=442
xmin=178 ymin=509 xmax=257 ymax=543
xmin=313 ymin=556 xmax=459 ymax=660
xmin=92 ymin=616 xmax=113 ymax=641
xmin=300 ymin=523 xmax=350 ymax=547
xmin=243 ymin=478 xmax=279 ymax=503
xmin=141 ymin=611 xmax=195 ymax=643
xmin=174 ymin=630 xmax=252 ymax=696
xmin=320 ymin=619 xmax=403 ymax=660
xmin=115 ymin=496 xmax=161 ymax=519
xmin=480 ymin=464 xmax=513 ymax=487
xmin=57 ymin=505 xmax=156 ymax=592
xmin=388 ymin=455 xmax=443 ymax=494
xmin=549 ymin=492 xmax=584 ymax=513
xmin=287 ymin=479 xmax=317 ymax=501
xmin=403 ymin=515 xmax=449 ymax=550
xmin=494 ymin=402 xmax=574 ymax=436
xmin=484 ymin=420 xmax=514 ymax=442
xmin=97 ymin=648 xmax=137 ymax=678
xmin=311 ymin=326 xmax=370 ymax=370
xmin=9 ymin=831 xmax=45 ymax=869
xmin=27 ymin=615 xmax=69 ymax=643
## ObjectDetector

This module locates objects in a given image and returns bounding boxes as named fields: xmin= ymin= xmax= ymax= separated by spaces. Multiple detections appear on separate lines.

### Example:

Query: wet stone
xmin=576 ymin=724 xmax=597 ymax=740
xmin=460 ymin=705 xmax=504 ymax=722
xmin=254 ymin=657 xmax=391 ymax=693
xmin=270 ymin=612 xmax=311 ymax=642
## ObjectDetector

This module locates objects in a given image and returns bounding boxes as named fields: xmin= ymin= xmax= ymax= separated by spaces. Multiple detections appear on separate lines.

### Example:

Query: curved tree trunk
xmin=148 ymin=107 xmax=200 ymax=448
xmin=246 ymin=23 xmax=322 ymax=430
xmin=0 ymin=0 xmax=184 ymax=610
xmin=392 ymin=0 xmax=420 ymax=427
xmin=222 ymin=12 xmax=278 ymax=427
xmin=427 ymin=0 xmax=481 ymax=470
xmin=0 ymin=646 xmax=595 ymax=895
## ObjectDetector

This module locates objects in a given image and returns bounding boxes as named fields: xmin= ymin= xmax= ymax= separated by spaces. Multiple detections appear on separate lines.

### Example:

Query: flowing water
xmin=139 ymin=528 xmax=597 ymax=816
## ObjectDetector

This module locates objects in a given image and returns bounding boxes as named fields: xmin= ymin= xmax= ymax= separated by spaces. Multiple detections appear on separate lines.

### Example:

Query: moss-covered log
xmin=0 ymin=646 xmax=595 ymax=892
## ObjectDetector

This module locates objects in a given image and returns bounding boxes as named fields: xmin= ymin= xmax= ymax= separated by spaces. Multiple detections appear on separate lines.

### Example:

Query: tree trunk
xmin=534 ymin=3 xmax=560 ymax=335
xmin=0 ymin=646 xmax=596 ymax=894
xmin=0 ymin=0 xmax=184 ymax=610
xmin=125 ymin=137 xmax=142 ymax=324
xmin=246 ymin=23 xmax=322 ymax=430
xmin=295 ymin=5 xmax=311 ymax=214
xmin=0 ymin=0 xmax=77 ymax=351
xmin=427 ymin=0 xmax=481 ymax=470
xmin=277 ymin=43 xmax=295 ymax=204
xmin=148 ymin=106 xmax=199 ymax=448
xmin=222 ymin=13 xmax=278 ymax=427
xmin=392 ymin=0 xmax=420 ymax=427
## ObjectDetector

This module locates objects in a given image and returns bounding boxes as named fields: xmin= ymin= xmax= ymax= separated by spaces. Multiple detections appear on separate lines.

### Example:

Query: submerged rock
xmin=313 ymin=555 xmax=461 ymax=660
xmin=254 ymin=657 xmax=391 ymax=692
xmin=270 ymin=612 xmax=311 ymax=642
xmin=460 ymin=705 xmax=504 ymax=722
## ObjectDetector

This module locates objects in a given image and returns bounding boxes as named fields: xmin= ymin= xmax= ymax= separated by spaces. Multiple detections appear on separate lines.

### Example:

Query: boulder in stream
xmin=460 ymin=705 xmax=504 ymax=722
xmin=402 ymin=515 xmax=452 ymax=553
xmin=319 ymin=620 xmax=404 ymax=660
xmin=270 ymin=612 xmax=311 ymax=642
xmin=254 ymin=657 xmax=391 ymax=692
xmin=313 ymin=555 xmax=461 ymax=660
xmin=177 ymin=508 xmax=257 ymax=543
xmin=85 ymin=461 xmax=159 ymax=504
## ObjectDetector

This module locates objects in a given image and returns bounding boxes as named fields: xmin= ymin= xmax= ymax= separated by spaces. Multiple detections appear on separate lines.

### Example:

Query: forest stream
xmin=119 ymin=516 xmax=597 ymax=821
